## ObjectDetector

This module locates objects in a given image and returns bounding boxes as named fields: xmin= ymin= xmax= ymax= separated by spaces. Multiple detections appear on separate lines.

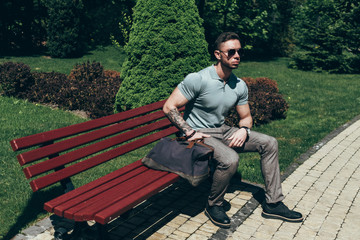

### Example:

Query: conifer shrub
xmin=46 ymin=0 xmax=86 ymax=58
xmin=114 ymin=0 xmax=210 ymax=112
xmin=225 ymin=77 xmax=289 ymax=126
xmin=0 ymin=62 xmax=33 ymax=98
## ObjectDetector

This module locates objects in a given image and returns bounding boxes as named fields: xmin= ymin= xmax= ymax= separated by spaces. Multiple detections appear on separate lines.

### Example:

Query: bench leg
xmin=96 ymin=223 xmax=107 ymax=240
xmin=72 ymin=222 xmax=89 ymax=237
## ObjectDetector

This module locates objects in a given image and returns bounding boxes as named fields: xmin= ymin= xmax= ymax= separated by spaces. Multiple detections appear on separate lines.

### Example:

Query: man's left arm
xmin=228 ymin=104 xmax=253 ymax=147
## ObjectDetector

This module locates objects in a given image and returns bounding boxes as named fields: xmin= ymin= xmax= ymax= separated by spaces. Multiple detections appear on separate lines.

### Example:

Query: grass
xmin=0 ymin=97 xmax=87 ymax=240
xmin=0 ymin=45 xmax=125 ymax=74
xmin=0 ymin=52 xmax=359 ymax=238
xmin=234 ymin=58 xmax=360 ymax=182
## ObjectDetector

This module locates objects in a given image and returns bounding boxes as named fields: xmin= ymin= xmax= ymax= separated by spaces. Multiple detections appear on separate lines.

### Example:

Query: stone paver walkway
xmin=12 ymin=116 xmax=360 ymax=240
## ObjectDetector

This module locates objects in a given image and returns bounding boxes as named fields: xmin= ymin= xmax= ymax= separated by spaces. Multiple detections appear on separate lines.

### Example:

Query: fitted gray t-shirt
xmin=178 ymin=65 xmax=248 ymax=130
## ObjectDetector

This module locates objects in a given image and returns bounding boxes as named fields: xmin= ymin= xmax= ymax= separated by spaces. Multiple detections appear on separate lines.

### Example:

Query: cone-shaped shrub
xmin=114 ymin=0 xmax=210 ymax=112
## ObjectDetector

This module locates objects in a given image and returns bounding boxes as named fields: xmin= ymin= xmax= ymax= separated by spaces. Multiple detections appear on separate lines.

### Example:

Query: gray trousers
xmin=199 ymin=125 xmax=284 ymax=206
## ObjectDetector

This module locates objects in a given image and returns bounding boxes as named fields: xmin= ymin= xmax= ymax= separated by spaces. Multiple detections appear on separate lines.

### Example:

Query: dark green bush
xmin=46 ymin=0 xmax=86 ymax=58
xmin=289 ymin=50 xmax=359 ymax=73
xmin=225 ymin=77 xmax=289 ymax=126
xmin=0 ymin=62 xmax=33 ymax=98
xmin=114 ymin=0 xmax=210 ymax=112
xmin=26 ymin=71 xmax=69 ymax=105
xmin=290 ymin=0 xmax=360 ymax=73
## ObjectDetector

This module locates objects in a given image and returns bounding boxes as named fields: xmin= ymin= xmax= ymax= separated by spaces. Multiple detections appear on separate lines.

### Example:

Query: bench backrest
xmin=10 ymin=100 xmax=182 ymax=192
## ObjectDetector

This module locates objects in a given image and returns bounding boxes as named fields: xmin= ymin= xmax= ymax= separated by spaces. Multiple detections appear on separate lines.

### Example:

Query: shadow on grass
xmin=3 ymin=186 xmax=63 ymax=240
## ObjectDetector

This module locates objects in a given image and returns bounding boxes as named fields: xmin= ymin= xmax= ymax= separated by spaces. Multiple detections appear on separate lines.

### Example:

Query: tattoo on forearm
xmin=165 ymin=108 xmax=193 ymax=134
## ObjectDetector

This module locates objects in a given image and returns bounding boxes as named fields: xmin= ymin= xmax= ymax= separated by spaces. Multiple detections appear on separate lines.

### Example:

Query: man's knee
xmin=220 ymin=151 xmax=239 ymax=171
xmin=268 ymin=136 xmax=278 ymax=151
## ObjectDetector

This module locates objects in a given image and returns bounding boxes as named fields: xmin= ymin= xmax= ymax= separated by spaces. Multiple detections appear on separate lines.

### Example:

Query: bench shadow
xmin=5 ymin=174 xmax=265 ymax=240
xmin=3 ymin=186 xmax=64 ymax=240
xmin=69 ymin=175 xmax=264 ymax=240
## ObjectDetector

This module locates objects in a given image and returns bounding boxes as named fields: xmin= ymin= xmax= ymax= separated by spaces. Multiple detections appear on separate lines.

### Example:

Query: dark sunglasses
xmin=219 ymin=48 xmax=244 ymax=57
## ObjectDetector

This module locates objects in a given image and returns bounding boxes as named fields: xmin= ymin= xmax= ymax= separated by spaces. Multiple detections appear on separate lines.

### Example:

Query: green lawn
xmin=0 ymin=53 xmax=359 ymax=239
xmin=0 ymin=45 xmax=125 ymax=74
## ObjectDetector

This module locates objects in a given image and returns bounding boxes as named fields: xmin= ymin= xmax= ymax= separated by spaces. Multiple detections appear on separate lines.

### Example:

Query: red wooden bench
xmin=10 ymin=100 xmax=185 ymax=239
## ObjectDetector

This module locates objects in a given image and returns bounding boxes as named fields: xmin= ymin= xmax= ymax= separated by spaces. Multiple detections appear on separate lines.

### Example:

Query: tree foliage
xmin=0 ymin=0 xmax=135 ymax=57
xmin=46 ymin=0 xmax=87 ymax=58
xmin=114 ymin=0 xmax=210 ymax=112
xmin=83 ymin=0 xmax=135 ymax=46
xmin=0 ymin=0 xmax=47 ymax=55
xmin=290 ymin=0 xmax=360 ymax=73
xmin=200 ymin=0 xmax=299 ymax=57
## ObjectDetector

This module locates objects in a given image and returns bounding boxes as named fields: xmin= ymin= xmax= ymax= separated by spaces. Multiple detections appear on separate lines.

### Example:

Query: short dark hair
xmin=214 ymin=32 xmax=240 ymax=50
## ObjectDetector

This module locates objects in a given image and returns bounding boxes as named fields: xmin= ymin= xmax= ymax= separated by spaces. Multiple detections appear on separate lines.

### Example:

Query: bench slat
xmin=17 ymin=109 xmax=167 ymax=166
xmin=95 ymin=173 xmax=180 ymax=224
xmin=56 ymin=166 xmax=149 ymax=217
xmin=44 ymin=160 xmax=144 ymax=212
xmin=24 ymin=118 xmax=173 ymax=180
xmin=30 ymin=126 xmax=178 ymax=191
xmin=69 ymin=169 xmax=169 ymax=221
xmin=10 ymin=100 xmax=166 ymax=151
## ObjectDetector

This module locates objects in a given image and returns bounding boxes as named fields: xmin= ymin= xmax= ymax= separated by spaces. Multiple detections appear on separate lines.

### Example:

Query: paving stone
xmin=11 ymin=234 xmax=28 ymax=240
xmin=21 ymin=225 xmax=45 ymax=237
xmin=177 ymin=222 xmax=200 ymax=234
xmin=157 ymin=225 xmax=176 ymax=236
xmin=172 ymin=230 xmax=191 ymax=238
xmin=194 ymin=229 xmax=213 ymax=238
xmin=230 ymin=231 xmax=252 ymax=240
xmin=187 ymin=233 xmax=210 ymax=240
xmin=235 ymin=224 xmax=258 ymax=236
xmin=272 ymin=230 xmax=296 ymax=240
xmin=32 ymin=231 xmax=53 ymax=240
xmin=167 ymin=234 xmax=187 ymax=240
xmin=147 ymin=232 xmax=167 ymax=240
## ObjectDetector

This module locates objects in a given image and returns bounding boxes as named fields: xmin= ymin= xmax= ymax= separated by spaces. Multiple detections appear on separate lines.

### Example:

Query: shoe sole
xmin=205 ymin=209 xmax=231 ymax=229
xmin=261 ymin=211 xmax=303 ymax=222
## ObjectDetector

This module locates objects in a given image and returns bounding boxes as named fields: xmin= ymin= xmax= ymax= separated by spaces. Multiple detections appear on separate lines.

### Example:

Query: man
xmin=163 ymin=32 xmax=303 ymax=229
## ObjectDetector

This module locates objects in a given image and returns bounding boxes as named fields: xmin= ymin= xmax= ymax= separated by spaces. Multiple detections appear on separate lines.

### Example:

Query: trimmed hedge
xmin=114 ymin=0 xmax=210 ymax=112
xmin=26 ymin=71 xmax=69 ymax=105
xmin=0 ymin=61 xmax=121 ymax=119
xmin=0 ymin=61 xmax=288 ymax=124
xmin=0 ymin=62 xmax=33 ymax=98
xmin=65 ymin=62 xmax=121 ymax=118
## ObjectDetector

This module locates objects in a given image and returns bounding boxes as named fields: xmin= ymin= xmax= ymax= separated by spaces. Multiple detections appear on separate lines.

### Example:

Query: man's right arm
xmin=163 ymin=87 xmax=210 ymax=140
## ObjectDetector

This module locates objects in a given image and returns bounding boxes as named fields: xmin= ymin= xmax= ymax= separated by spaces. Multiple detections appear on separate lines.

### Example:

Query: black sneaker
xmin=262 ymin=202 xmax=303 ymax=222
xmin=205 ymin=204 xmax=231 ymax=228
xmin=221 ymin=200 xmax=231 ymax=212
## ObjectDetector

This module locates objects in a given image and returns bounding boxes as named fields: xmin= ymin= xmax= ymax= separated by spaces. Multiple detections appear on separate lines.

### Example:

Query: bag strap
xmin=195 ymin=141 xmax=214 ymax=151
xmin=173 ymin=137 xmax=214 ymax=151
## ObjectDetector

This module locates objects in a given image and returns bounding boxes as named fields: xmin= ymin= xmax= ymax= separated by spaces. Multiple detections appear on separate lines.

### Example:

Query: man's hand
xmin=187 ymin=131 xmax=211 ymax=142
xmin=228 ymin=128 xmax=247 ymax=147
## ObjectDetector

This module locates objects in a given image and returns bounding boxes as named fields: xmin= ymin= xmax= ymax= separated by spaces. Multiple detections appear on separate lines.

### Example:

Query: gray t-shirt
xmin=178 ymin=65 xmax=248 ymax=130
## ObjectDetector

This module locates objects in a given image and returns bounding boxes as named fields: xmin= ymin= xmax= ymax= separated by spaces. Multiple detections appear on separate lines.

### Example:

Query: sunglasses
xmin=219 ymin=48 xmax=244 ymax=58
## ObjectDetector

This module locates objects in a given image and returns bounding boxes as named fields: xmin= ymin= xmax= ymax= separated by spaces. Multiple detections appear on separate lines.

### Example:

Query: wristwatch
xmin=240 ymin=126 xmax=251 ymax=137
